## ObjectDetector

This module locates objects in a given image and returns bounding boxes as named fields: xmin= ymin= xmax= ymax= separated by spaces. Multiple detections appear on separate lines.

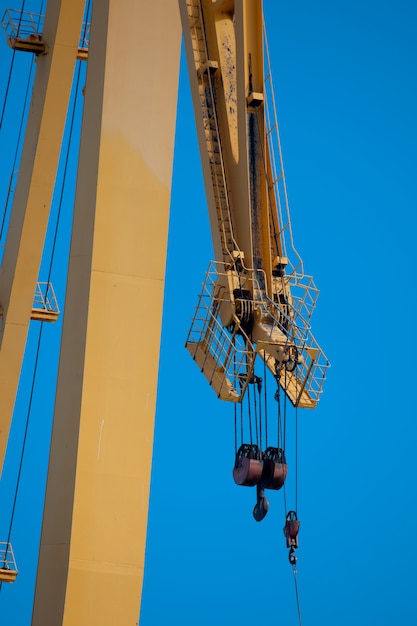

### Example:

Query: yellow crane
xmin=0 ymin=1 xmax=328 ymax=624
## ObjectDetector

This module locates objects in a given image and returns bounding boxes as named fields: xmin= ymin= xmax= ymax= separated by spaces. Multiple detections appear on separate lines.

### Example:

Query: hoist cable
xmin=292 ymin=565 xmax=303 ymax=626
xmin=240 ymin=400 xmax=243 ymax=446
xmin=277 ymin=381 xmax=287 ymax=514
xmin=45 ymin=56 xmax=83 ymax=284
xmin=276 ymin=376 xmax=281 ymax=448
xmin=253 ymin=380 xmax=259 ymax=448
xmin=234 ymin=403 xmax=237 ymax=455
xmin=0 ymin=323 xmax=43 ymax=595
xmin=0 ymin=0 xmax=34 ymax=242
xmin=263 ymin=358 xmax=268 ymax=448
xmin=295 ymin=376 xmax=299 ymax=512
xmin=283 ymin=367 xmax=287 ymax=450
xmin=257 ymin=378 xmax=262 ymax=451
xmin=1 ymin=38 xmax=83 ymax=594
xmin=0 ymin=0 xmax=27 ymax=132
xmin=247 ymin=384 xmax=253 ymax=445
xmin=0 ymin=50 xmax=17 ymax=133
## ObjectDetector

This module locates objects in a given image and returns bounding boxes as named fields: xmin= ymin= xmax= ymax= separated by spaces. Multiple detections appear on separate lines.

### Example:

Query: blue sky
xmin=0 ymin=1 xmax=417 ymax=625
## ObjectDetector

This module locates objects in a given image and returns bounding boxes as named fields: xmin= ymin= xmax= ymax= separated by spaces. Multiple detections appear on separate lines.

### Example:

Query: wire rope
xmin=247 ymin=384 xmax=253 ymax=446
xmin=0 ymin=322 xmax=43 ymax=596
xmin=45 ymin=45 xmax=84 ymax=286
xmin=0 ymin=59 xmax=35 ymax=243
xmin=295 ymin=385 xmax=299 ymax=512
xmin=0 ymin=0 xmax=27 ymax=131
xmin=257 ymin=377 xmax=262 ymax=451
xmin=292 ymin=564 xmax=303 ymax=626
xmin=0 ymin=51 xmax=16 ymax=134
xmin=263 ymin=357 xmax=268 ymax=448
xmin=234 ymin=402 xmax=237 ymax=455
xmin=253 ymin=379 xmax=260 ymax=449
xmin=0 ymin=39 xmax=83 ymax=593
xmin=240 ymin=399 xmax=243 ymax=446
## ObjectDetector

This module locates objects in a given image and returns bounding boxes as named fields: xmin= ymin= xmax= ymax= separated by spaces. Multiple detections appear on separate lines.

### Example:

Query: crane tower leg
xmin=0 ymin=0 xmax=85 ymax=474
xmin=31 ymin=1 xmax=181 ymax=624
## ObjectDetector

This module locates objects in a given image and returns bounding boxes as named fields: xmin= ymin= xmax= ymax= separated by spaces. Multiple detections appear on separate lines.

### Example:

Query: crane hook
xmin=253 ymin=483 xmax=269 ymax=522
xmin=288 ymin=546 xmax=297 ymax=566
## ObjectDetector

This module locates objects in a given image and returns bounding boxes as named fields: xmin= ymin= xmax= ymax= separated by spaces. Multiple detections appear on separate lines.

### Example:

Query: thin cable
xmin=295 ymin=373 xmax=299 ymax=512
xmin=263 ymin=358 xmax=268 ymax=448
xmin=0 ymin=323 xmax=43 ymax=595
xmin=234 ymin=403 xmax=237 ymax=455
xmin=0 ymin=60 xmax=35 ymax=242
xmin=257 ymin=378 xmax=262 ymax=450
xmin=240 ymin=400 xmax=243 ymax=445
xmin=0 ymin=50 xmax=17 ymax=133
xmin=247 ymin=385 xmax=253 ymax=445
xmin=283 ymin=368 xmax=287 ymax=450
xmin=1 ymin=29 xmax=83 ymax=593
xmin=46 ymin=58 xmax=82 ymax=283
xmin=0 ymin=0 xmax=27 ymax=131
xmin=292 ymin=565 xmax=303 ymax=626
xmin=278 ymin=386 xmax=287 ymax=514
xmin=253 ymin=381 xmax=259 ymax=449
xmin=295 ymin=404 xmax=299 ymax=512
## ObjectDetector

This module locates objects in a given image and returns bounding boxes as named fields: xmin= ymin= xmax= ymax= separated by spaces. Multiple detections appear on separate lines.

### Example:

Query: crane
xmin=0 ymin=0 xmax=328 ymax=624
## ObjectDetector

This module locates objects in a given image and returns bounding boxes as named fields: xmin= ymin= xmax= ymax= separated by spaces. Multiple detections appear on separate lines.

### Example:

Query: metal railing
xmin=186 ymin=261 xmax=329 ymax=406
xmin=1 ymin=8 xmax=90 ymax=52
xmin=33 ymin=281 xmax=59 ymax=316
xmin=0 ymin=542 xmax=17 ymax=573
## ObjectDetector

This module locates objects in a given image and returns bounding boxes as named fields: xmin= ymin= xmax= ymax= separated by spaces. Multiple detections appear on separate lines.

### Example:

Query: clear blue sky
xmin=0 ymin=1 xmax=416 ymax=625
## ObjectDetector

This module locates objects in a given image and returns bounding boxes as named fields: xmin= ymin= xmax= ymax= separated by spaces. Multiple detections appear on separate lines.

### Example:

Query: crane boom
xmin=181 ymin=0 xmax=328 ymax=408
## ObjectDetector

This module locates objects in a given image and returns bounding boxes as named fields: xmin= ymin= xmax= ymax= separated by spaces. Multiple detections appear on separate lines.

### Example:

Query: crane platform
xmin=0 ymin=542 xmax=18 ymax=583
xmin=30 ymin=282 xmax=60 ymax=322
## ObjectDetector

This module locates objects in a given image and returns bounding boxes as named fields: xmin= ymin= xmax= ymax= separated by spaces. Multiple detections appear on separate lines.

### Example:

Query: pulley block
xmin=261 ymin=447 xmax=288 ymax=490
xmin=232 ymin=443 xmax=263 ymax=486
xmin=283 ymin=510 xmax=300 ymax=548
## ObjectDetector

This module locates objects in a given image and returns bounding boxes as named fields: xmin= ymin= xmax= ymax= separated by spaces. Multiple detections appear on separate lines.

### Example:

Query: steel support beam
xmin=0 ymin=0 xmax=85 ymax=473
xmin=32 ymin=1 xmax=181 ymax=624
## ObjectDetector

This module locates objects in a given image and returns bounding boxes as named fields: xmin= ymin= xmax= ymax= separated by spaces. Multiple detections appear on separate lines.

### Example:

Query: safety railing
xmin=186 ymin=261 xmax=329 ymax=407
xmin=186 ymin=265 xmax=255 ymax=402
xmin=31 ymin=281 xmax=59 ymax=322
xmin=1 ymin=8 xmax=90 ymax=56
xmin=0 ymin=542 xmax=18 ymax=583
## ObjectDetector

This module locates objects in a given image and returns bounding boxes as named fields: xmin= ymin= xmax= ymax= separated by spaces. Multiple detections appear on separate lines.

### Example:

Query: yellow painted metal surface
xmin=32 ymin=1 xmax=181 ymax=624
xmin=0 ymin=0 xmax=85 ymax=474
xmin=180 ymin=0 xmax=269 ymax=274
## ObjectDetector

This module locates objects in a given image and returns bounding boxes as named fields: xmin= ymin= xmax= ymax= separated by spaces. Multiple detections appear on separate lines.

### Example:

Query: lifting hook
xmin=253 ymin=483 xmax=269 ymax=522
xmin=288 ymin=546 xmax=297 ymax=566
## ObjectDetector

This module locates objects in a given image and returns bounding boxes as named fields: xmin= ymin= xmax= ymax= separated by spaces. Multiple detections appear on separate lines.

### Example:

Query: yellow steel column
xmin=0 ymin=0 xmax=85 ymax=474
xmin=32 ymin=1 xmax=181 ymax=624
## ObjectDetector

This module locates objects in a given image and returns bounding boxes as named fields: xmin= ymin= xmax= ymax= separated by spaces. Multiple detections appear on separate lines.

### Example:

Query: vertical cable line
xmin=0 ymin=50 xmax=17 ymax=133
xmin=0 ymin=56 xmax=83 ymax=594
xmin=0 ymin=60 xmax=35 ymax=243
xmin=0 ymin=0 xmax=27 ymax=131
xmin=263 ymin=358 xmax=268 ymax=448
xmin=0 ymin=323 xmax=42 ymax=595
xmin=292 ymin=566 xmax=303 ymax=626
xmin=295 ymin=378 xmax=299 ymax=512
xmin=46 ymin=58 xmax=83 ymax=284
